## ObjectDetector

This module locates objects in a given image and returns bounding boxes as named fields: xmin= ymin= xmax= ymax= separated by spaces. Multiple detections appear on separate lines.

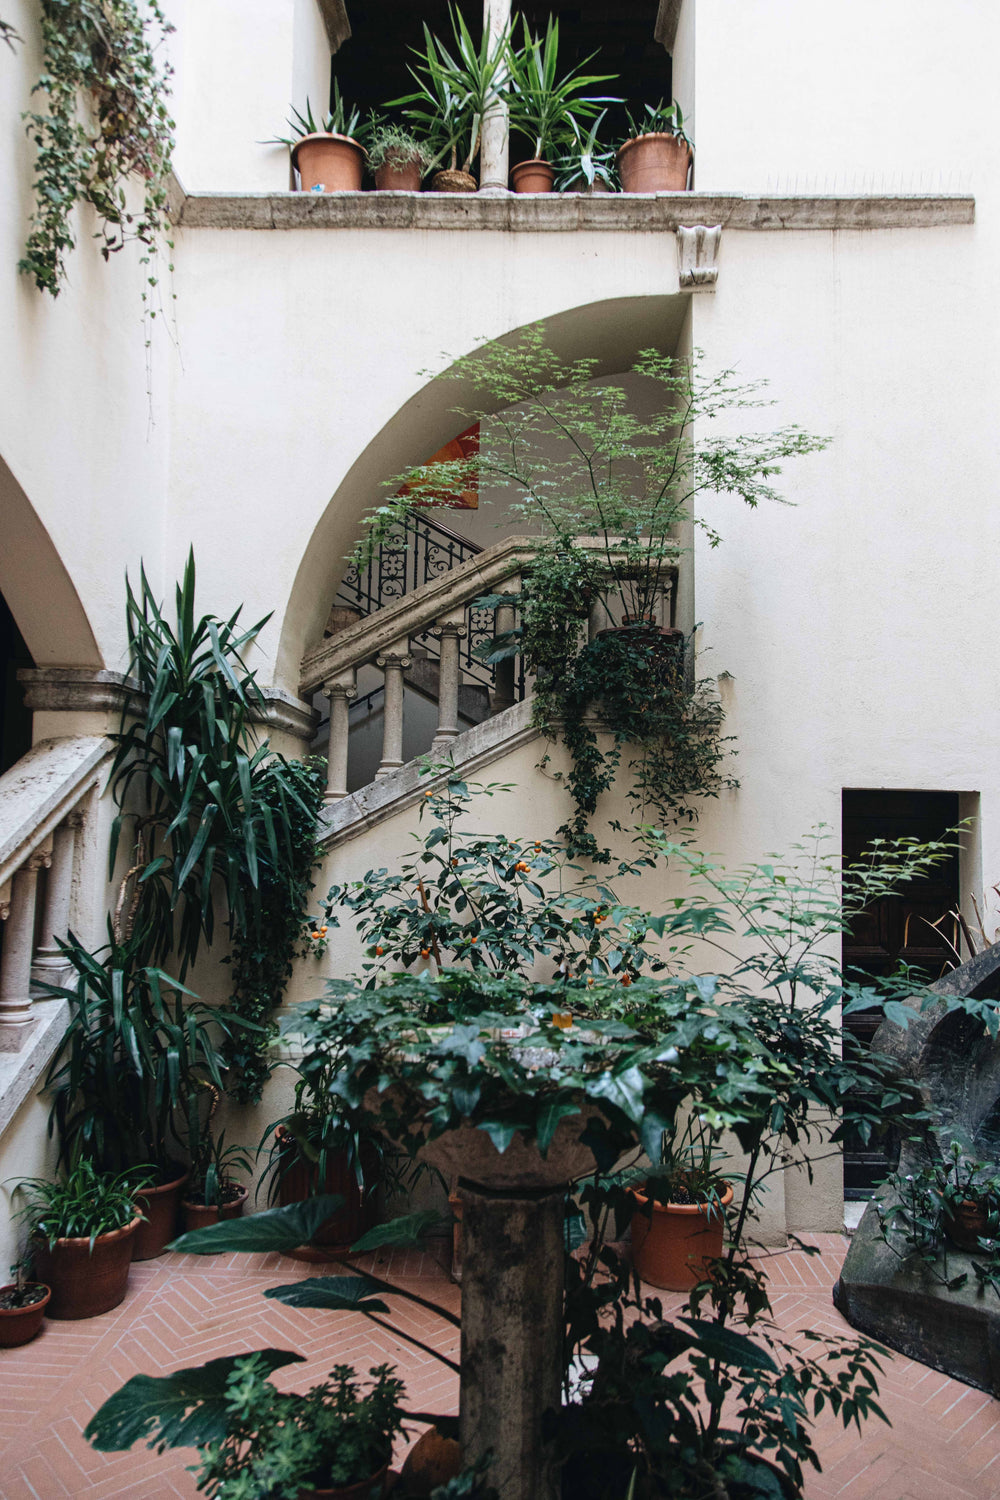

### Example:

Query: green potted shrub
xmin=181 ymin=1131 xmax=253 ymax=1233
xmin=505 ymin=16 xmax=618 ymax=193
xmin=182 ymin=1355 xmax=404 ymax=1500
xmin=628 ymin=1114 xmax=734 ymax=1291
xmin=269 ymin=84 xmax=365 ymax=193
xmin=552 ymin=112 xmax=618 ymax=193
xmin=364 ymin=119 xmax=433 ymax=191
xmin=390 ymin=4 xmax=508 ymax=192
xmin=14 ymin=1159 xmax=142 ymax=1319
xmin=0 ymin=1257 xmax=51 ymax=1348
xmin=617 ymin=99 xmax=693 ymax=193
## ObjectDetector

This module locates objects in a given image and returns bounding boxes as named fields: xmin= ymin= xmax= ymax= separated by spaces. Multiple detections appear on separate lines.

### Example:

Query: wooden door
xmin=841 ymin=790 xmax=961 ymax=1197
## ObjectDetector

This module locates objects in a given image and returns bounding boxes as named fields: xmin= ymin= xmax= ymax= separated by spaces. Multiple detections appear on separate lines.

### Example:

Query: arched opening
xmin=0 ymin=592 xmax=33 ymax=775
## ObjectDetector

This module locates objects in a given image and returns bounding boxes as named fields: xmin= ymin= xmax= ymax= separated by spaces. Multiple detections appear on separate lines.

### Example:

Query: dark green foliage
xmin=167 ymin=1195 xmax=346 ymax=1256
xmin=84 ymin=1350 xmax=305 ymax=1454
xmin=19 ymin=0 xmax=175 ymax=296
xmin=14 ymin=1158 xmax=139 ymax=1251
xmin=264 ymin=1276 xmax=392 ymax=1316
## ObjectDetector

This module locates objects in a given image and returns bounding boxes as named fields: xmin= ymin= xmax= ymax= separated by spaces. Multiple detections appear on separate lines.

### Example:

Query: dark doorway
xmin=841 ymin=789 xmax=962 ymax=1197
xmin=0 ymin=591 xmax=32 ymax=775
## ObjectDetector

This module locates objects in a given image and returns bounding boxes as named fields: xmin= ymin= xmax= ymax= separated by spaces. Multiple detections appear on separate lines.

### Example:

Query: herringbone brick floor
xmin=0 ymin=1234 xmax=997 ymax=1498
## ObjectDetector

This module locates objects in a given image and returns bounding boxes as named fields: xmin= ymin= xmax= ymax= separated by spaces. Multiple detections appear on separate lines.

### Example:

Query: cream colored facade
xmin=0 ymin=0 xmax=995 ymax=1264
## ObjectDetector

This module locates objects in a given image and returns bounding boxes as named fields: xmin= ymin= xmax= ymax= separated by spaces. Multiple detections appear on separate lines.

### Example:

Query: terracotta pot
xmin=277 ymin=1136 xmax=378 ymax=1256
xmin=431 ymin=170 xmax=477 ymax=193
xmin=132 ymin=1166 xmax=188 ymax=1261
xmin=293 ymin=133 xmax=364 ymax=193
xmin=510 ymin=158 xmax=555 ymax=194
xmin=31 ymin=1215 xmax=141 ymax=1319
xmin=944 ymin=1199 xmax=992 ymax=1251
xmin=296 ymin=1459 xmax=390 ymax=1499
xmin=400 ymin=1427 xmax=462 ymax=1494
xmin=630 ymin=1183 xmax=733 ymax=1291
xmin=374 ymin=158 xmax=423 ymax=192
xmin=617 ymin=132 xmax=692 ymax=193
xmin=181 ymin=1185 xmax=248 ymax=1234
xmin=0 ymin=1283 xmax=50 ymax=1347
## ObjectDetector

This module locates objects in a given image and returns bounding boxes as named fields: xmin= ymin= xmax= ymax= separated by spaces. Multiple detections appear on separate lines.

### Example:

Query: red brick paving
xmin=0 ymin=1233 xmax=996 ymax=1498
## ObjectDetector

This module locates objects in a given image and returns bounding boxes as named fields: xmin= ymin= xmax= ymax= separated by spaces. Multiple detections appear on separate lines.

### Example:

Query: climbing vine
xmin=19 ymin=0 xmax=175 ymax=297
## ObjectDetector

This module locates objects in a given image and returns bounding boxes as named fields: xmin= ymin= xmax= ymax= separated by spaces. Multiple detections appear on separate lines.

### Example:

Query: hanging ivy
xmin=19 ymin=0 xmax=175 ymax=296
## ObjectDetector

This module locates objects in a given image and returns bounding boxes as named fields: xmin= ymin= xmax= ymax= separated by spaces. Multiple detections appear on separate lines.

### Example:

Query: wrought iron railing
xmin=337 ymin=511 xmax=524 ymax=701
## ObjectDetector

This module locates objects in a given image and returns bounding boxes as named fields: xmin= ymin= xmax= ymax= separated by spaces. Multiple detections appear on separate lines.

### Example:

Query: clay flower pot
xmin=944 ymin=1198 xmax=992 ymax=1251
xmin=181 ymin=1185 xmax=248 ymax=1234
xmin=617 ymin=132 xmax=692 ymax=193
xmin=31 ymin=1215 xmax=141 ymax=1319
xmin=0 ymin=1283 xmax=50 ymax=1347
xmin=132 ymin=1166 xmax=189 ymax=1261
xmin=276 ymin=1132 xmax=378 ymax=1258
xmin=630 ymin=1182 xmax=734 ymax=1291
xmin=510 ymin=158 xmax=555 ymax=194
xmin=431 ymin=169 xmax=477 ymax=193
xmin=374 ymin=157 xmax=423 ymax=192
xmin=293 ymin=133 xmax=365 ymax=192
xmin=298 ymin=1459 xmax=390 ymax=1499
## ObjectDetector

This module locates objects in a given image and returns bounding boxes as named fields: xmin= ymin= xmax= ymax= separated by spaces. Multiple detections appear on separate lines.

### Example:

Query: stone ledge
xmin=318 ymin=698 xmax=539 ymax=850
xmin=0 ymin=999 xmax=69 ymax=1140
xmin=176 ymin=189 xmax=975 ymax=234
xmin=0 ymin=737 xmax=110 ymax=891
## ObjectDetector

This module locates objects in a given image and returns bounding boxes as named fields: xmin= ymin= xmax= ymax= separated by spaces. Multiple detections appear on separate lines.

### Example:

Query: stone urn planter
xmin=293 ymin=133 xmax=364 ymax=192
xmin=31 ymin=1216 xmax=141 ymax=1319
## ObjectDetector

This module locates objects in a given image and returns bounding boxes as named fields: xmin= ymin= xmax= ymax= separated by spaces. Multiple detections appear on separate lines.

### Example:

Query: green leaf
xmin=84 ymin=1349 xmax=303 ymax=1452
xmin=264 ymin=1276 xmax=391 ymax=1315
xmin=350 ymin=1210 xmax=443 ymax=1252
xmin=167 ymin=1196 xmax=344 ymax=1254
xmin=677 ymin=1317 xmax=778 ymax=1373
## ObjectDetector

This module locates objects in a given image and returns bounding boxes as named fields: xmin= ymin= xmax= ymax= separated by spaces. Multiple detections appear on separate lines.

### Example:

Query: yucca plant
xmin=390 ymin=4 xmax=509 ymax=176
xmin=552 ymin=111 xmax=618 ymax=192
xmin=266 ymin=81 xmax=362 ymax=148
xmin=506 ymin=16 xmax=619 ymax=162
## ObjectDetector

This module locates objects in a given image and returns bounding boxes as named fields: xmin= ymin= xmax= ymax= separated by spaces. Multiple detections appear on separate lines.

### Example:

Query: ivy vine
xmin=19 ymin=0 xmax=175 ymax=297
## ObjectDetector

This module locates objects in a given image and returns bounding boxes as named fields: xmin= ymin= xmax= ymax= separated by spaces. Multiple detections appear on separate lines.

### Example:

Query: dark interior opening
xmin=331 ymin=3 xmax=670 ymax=169
xmin=0 ymin=591 xmax=32 ymax=776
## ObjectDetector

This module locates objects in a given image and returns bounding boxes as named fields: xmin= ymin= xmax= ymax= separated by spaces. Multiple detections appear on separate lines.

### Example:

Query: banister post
xmin=0 ymin=851 xmax=49 ymax=1051
xmin=431 ymin=611 xmax=467 ymax=752
xmin=324 ymin=670 xmax=358 ymax=803
xmin=375 ymin=641 xmax=412 ymax=777
xmin=32 ymin=811 xmax=84 ymax=983
xmin=490 ymin=573 xmax=521 ymax=713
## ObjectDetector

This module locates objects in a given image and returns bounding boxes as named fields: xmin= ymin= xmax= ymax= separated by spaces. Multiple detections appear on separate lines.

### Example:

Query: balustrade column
xmin=375 ymin=641 xmax=412 ymax=777
xmin=478 ymin=0 xmax=511 ymax=194
xmin=0 ymin=852 xmax=48 ymax=1051
xmin=431 ymin=612 xmax=467 ymax=752
xmin=324 ymin=671 xmax=357 ymax=803
xmin=490 ymin=575 xmax=520 ymax=713
xmin=32 ymin=811 xmax=83 ymax=980
xmin=588 ymin=597 xmax=612 ymax=641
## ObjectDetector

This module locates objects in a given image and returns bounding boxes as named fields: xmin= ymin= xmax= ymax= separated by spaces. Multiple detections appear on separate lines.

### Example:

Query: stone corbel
xmin=676 ymin=225 xmax=722 ymax=292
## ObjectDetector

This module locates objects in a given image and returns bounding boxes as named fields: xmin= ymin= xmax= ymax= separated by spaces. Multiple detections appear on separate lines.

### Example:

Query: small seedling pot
xmin=0 ymin=1283 xmax=51 ymax=1347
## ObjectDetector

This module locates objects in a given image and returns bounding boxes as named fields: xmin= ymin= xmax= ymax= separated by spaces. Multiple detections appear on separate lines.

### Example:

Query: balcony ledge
xmin=172 ymin=186 xmax=975 ymax=234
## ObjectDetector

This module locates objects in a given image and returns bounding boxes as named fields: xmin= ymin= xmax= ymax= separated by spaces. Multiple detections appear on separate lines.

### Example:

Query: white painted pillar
xmin=491 ymin=575 xmax=520 ymax=713
xmin=375 ymin=642 xmax=412 ymax=777
xmin=324 ymin=671 xmax=357 ymax=802
xmin=0 ymin=853 xmax=48 ymax=1051
xmin=478 ymin=0 xmax=511 ymax=193
xmin=431 ymin=612 xmax=467 ymax=751
xmin=32 ymin=813 xmax=82 ymax=981
xmin=588 ymin=598 xmax=612 ymax=640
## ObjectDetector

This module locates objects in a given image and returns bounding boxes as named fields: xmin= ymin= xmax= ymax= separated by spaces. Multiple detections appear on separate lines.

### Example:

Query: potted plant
xmin=187 ymin=1354 xmax=405 ymax=1500
xmin=628 ymin=1115 xmax=734 ymax=1291
xmin=505 ymin=17 xmax=619 ymax=194
xmin=181 ymin=1132 xmax=252 ymax=1233
xmin=0 ymin=1257 xmax=51 ymax=1348
xmin=552 ymin=112 xmax=618 ymax=193
xmin=14 ymin=1159 xmax=142 ymax=1319
xmin=364 ymin=118 xmax=433 ymax=192
xmin=269 ymin=84 xmax=365 ymax=193
xmin=390 ymin=5 xmax=508 ymax=192
xmin=617 ymin=99 xmax=692 ymax=193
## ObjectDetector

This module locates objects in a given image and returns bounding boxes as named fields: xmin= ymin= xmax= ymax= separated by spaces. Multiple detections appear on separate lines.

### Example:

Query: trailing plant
xmin=13 ymin=1158 xmax=140 ymax=1251
xmin=390 ymin=4 xmax=509 ymax=176
xmin=505 ymin=15 xmax=618 ymax=161
xmin=20 ymin=0 xmax=175 ymax=297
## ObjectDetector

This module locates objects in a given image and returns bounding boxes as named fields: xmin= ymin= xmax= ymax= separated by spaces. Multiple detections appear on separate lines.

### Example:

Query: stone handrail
xmin=0 ymin=736 xmax=110 ymax=1052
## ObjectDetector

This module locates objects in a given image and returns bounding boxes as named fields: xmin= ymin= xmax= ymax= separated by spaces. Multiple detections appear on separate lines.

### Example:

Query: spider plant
xmin=506 ymin=16 xmax=619 ymax=162
xmin=389 ymin=4 xmax=509 ymax=176
xmin=14 ymin=1159 xmax=141 ymax=1252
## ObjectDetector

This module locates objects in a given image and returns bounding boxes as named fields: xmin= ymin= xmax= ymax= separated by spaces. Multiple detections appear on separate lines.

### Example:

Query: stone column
xmin=375 ymin=642 xmax=411 ymax=777
xmin=430 ymin=612 xmax=467 ymax=751
xmin=478 ymin=0 xmax=511 ymax=194
xmin=459 ymin=1181 xmax=564 ymax=1500
xmin=0 ymin=852 xmax=48 ymax=1051
xmin=32 ymin=812 xmax=82 ymax=981
xmin=324 ymin=671 xmax=357 ymax=802
xmin=588 ymin=597 xmax=612 ymax=640
xmin=490 ymin=575 xmax=520 ymax=713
